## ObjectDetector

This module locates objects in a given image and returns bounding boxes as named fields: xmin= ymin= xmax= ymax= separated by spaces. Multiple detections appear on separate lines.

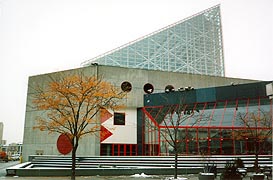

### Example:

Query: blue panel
xmin=215 ymin=81 xmax=271 ymax=101
xmin=196 ymin=88 xmax=216 ymax=103
xmin=144 ymin=91 xmax=197 ymax=106
xmin=144 ymin=81 xmax=272 ymax=107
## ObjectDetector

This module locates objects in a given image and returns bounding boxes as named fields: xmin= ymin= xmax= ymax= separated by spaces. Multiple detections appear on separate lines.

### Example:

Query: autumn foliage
xmin=32 ymin=73 xmax=126 ymax=180
xmin=33 ymin=74 xmax=125 ymax=136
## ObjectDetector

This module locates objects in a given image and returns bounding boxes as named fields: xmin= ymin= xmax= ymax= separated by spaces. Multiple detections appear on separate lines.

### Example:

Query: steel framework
xmin=141 ymin=97 xmax=272 ymax=156
xmin=82 ymin=5 xmax=225 ymax=77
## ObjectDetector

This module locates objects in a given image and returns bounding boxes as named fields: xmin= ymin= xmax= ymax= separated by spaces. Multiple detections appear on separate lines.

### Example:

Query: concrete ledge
xmin=6 ymin=162 xmax=32 ymax=176
xmin=8 ymin=166 xmax=204 ymax=177
xmin=7 ymin=155 xmax=272 ymax=177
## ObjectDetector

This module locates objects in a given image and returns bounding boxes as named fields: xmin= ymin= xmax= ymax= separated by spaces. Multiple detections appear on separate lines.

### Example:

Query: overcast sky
xmin=0 ymin=0 xmax=272 ymax=144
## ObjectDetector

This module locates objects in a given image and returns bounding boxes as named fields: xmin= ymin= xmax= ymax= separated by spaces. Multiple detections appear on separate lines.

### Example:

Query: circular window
xmin=121 ymin=81 xmax=132 ymax=92
xmin=143 ymin=83 xmax=154 ymax=94
xmin=165 ymin=85 xmax=175 ymax=93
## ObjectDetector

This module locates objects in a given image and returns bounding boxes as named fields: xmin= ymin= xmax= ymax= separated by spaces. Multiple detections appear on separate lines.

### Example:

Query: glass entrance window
xmin=142 ymin=97 xmax=272 ymax=156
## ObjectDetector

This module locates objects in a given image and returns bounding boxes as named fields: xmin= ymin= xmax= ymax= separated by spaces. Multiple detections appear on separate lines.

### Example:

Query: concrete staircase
xmin=6 ymin=155 xmax=272 ymax=177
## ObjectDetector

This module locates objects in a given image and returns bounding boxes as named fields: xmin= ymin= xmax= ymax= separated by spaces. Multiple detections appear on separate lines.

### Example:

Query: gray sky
xmin=0 ymin=0 xmax=272 ymax=144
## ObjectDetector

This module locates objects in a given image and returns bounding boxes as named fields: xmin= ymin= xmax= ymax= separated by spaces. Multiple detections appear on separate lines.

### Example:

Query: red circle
xmin=57 ymin=133 xmax=73 ymax=155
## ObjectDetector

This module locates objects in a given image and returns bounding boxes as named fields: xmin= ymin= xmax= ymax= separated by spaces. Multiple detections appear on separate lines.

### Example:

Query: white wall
xmin=101 ymin=108 xmax=137 ymax=144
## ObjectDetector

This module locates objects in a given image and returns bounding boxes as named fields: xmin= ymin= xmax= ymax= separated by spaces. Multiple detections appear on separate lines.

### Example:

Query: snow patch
xmin=130 ymin=173 xmax=152 ymax=178
xmin=164 ymin=177 xmax=188 ymax=180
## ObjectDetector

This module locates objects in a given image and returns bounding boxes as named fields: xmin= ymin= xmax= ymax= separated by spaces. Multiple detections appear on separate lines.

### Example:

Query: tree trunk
xmin=71 ymin=147 xmax=76 ymax=180
xmin=174 ymin=149 xmax=178 ymax=179
xmin=254 ymin=140 xmax=259 ymax=172
xmin=254 ymin=153 xmax=259 ymax=173
xmin=71 ymin=138 xmax=79 ymax=180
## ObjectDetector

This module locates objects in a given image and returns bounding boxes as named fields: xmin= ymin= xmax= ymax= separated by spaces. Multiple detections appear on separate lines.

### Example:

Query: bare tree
xmin=235 ymin=109 xmax=272 ymax=172
xmin=143 ymin=95 xmax=204 ymax=179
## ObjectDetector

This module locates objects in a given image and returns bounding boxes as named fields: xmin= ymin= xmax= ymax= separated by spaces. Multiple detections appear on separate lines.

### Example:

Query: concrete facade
xmin=22 ymin=65 xmax=257 ymax=162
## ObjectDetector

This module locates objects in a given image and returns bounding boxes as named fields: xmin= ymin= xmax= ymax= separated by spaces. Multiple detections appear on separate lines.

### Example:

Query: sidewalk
xmin=1 ymin=173 xmax=271 ymax=180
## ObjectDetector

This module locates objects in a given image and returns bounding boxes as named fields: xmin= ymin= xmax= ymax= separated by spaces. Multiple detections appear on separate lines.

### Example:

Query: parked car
xmin=10 ymin=154 xmax=20 ymax=161
xmin=0 ymin=151 xmax=8 ymax=162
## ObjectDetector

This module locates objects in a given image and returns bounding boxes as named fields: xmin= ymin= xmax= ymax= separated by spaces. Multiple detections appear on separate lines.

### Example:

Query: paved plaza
xmin=1 ymin=161 xmax=271 ymax=180
xmin=0 ymin=173 xmax=265 ymax=180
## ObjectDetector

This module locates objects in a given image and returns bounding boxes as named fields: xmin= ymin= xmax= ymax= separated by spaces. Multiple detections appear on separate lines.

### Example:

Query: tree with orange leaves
xmin=32 ymin=73 xmax=126 ymax=180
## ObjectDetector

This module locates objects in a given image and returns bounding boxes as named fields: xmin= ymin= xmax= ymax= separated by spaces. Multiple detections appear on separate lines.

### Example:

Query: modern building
xmin=22 ymin=5 xmax=272 ymax=161
xmin=22 ymin=65 xmax=264 ymax=161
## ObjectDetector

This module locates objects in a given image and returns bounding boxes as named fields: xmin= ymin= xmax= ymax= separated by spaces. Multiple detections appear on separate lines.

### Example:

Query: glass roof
xmin=82 ymin=5 xmax=225 ymax=77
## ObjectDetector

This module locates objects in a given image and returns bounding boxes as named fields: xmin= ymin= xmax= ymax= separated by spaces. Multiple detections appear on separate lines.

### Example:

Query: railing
xmin=7 ymin=155 xmax=272 ymax=177
xmin=29 ymin=154 xmax=272 ymax=169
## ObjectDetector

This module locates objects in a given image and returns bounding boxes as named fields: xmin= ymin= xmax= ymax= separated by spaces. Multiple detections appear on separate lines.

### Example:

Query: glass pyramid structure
xmin=82 ymin=5 xmax=225 ymax=77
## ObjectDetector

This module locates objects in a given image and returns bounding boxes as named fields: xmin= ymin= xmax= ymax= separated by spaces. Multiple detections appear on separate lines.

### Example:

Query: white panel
xmin=266 ymin=83 xmax=273 ymax=96
xmin=102 ymin=108 xmax=137 ymax=144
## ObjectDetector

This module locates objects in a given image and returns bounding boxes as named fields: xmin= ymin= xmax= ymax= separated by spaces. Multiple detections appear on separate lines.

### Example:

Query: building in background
xmin=0 ymin=122 xmax=7 ymax=146
xmin=0 ymin=122 xmax=3 ymax=145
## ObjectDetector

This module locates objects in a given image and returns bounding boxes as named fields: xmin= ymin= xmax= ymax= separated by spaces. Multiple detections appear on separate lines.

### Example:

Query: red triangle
xmin=100 ymin=125 xmax=113 ymax=142
xmin=100 ymin=108 xmax=113 ymax=123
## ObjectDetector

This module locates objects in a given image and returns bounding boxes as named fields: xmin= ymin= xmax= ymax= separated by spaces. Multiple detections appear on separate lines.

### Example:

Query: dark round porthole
xmin=143 ymin=83 xmax=154 ymax=94
xmin=121 ymin=81 xmax=132 ymax=92
xmin=165 ymin=85 xmax=175 ymax=93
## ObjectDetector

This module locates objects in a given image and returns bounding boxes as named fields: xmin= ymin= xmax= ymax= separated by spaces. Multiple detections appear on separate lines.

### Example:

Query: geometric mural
xmin=100 ymin=108 xmax=113 ymax=142
xmin=100 ymin=126 xmax=113 ymax=142
xmin=56 ymin=133 xmax=73 ymax=155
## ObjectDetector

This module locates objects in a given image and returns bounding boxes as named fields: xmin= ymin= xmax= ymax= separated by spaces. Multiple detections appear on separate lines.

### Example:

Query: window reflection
xmin=143 ymin=97 xmax=272 ymax=155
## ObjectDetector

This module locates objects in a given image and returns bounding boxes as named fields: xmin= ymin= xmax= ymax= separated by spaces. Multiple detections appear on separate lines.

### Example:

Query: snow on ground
xmin=130 ymin=173 xmax=188 ymax=180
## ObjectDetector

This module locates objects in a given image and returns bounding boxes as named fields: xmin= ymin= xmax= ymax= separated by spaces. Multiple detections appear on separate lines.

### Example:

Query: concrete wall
xmin=96 ymin=65 xmax=257 ymax=107
xmin=22 ymin=65 xmax=257 ymax=161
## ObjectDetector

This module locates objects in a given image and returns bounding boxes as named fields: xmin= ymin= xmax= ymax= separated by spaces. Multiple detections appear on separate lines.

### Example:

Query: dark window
xmin=143 ymin=83 xmax=154 ymax=94
xmin=114 ymin=112 xmax=125 ymax=125
xmin=121 ymin=81 xmax=132 ymax=92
